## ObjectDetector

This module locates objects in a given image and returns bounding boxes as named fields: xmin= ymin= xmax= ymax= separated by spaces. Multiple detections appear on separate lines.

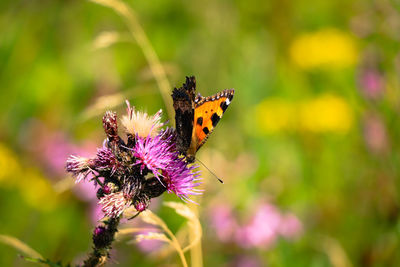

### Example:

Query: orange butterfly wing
xmin=186 ymin=89 xmax=234 ymax=157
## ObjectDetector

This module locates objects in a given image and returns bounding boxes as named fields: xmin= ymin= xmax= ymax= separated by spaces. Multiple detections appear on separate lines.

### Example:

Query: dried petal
xmin=99 ymin=192 xmax=132 ymax=218
xmin=121 ymin=101 xmax=163 ymax=138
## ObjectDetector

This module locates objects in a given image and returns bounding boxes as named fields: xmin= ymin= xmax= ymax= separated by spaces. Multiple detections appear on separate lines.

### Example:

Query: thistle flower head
xmin=163 ymin=159 xmax=202 ymax=203
xmin=121 ymin=100 xmax=163 ymax=138
xmin=133 ymin=134 xmax=176 ymax=181
xmin=94 ymin=146 xmax=116 ymax=172
xmin=66 ymin=155 xmax=93 ymax=183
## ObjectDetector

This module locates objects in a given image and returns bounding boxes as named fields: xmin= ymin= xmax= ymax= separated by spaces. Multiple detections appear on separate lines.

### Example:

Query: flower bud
xmin=92 ymin=226 xmax=112 ymax=249
xmin=103 ymin=111 xmax=118 ymax=141
xmin=134 ymin=201 xmax=147 ymax=212
xmin=103 ymin=184 xmax=111 ymax=194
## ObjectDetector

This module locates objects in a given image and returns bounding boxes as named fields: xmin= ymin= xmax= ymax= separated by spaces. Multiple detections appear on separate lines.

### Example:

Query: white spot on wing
xmin=225 ymin=98 xmax=231 ymax=105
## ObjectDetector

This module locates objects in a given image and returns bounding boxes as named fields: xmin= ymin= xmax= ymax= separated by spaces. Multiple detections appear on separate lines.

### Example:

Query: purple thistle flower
xmin=94 ymin=146 xmax=117 ymax=173
xmin=133 ymin=134 xmax=176 ymax=181
xmin=99 ymin=192 xmax=132 ymax=218
xmin=163 ymin=158 xmax=202 ymax=203
xmin=66 ymin=155 xmax=93 ymax=183
xmin=159 ymin=127 xmax=178 ymax=146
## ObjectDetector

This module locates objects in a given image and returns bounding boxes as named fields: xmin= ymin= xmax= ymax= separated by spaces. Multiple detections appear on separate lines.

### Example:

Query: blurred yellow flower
xmin=255 ymin=94 xmax=353 ymax=134
xmin=290 ymin=28 xmax=358 ymax=69
xmin=299 ymin=95 xmax=353 ymax=133
xmin=0 ymin=143 xmax=58 ymax=211
xmin=18 ymin=169 xmax=59 ymax=211
xmin=0 ymin=144 xmax=22 ymax=187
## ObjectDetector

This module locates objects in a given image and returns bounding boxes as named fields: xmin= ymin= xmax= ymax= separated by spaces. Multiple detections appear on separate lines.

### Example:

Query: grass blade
xmin=0 ymin=234 xmax=43 ymax=259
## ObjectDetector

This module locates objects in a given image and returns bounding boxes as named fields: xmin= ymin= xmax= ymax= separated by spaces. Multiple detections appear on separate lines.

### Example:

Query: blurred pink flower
xmin=359 ymin=68 xmax=384 ymax=100
xmin=210 ymin=202 xmax=303 ymax=250
xmin=24 ymin=121 xmax=97 ymax=177
xmin=236 ymin=204 xmax=281 ymax=249
xmin=209 ymin=204 xmax=238 ymax=242
xmin=73 ymin=179 xmax=98 ymax=202
xmin=363 ymin=114 xmax=388 ymax=154
xmin=278 ymin=213 xmax=303 ymax=240
xmin=90 ymin=202 xmax=105 ymax=223
xmin=37 ymin=129 xmax=99 ymax=202
xmin=43 ymin=132 xmax=76 ymax=175
xmin=233 ymin=255 xmax=261 ymax=267
xmin=23 ymin=121 xmax=101 ymax=223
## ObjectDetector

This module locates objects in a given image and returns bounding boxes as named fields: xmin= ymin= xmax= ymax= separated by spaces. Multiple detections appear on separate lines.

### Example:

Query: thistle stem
xmin=83 ymin=217 xmax=120 ymax=267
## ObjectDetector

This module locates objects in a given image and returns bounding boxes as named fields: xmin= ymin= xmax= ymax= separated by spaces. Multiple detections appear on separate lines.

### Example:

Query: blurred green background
xmin=1 ymin=0 xmax=400 ymax=266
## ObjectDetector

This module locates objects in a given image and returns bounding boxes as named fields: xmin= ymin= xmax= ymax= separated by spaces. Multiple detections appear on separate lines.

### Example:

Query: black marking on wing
xmin=203 ymin=127 xmax=210 ymax=134
xmin=211 ymin=113 xmax=220 ymax=127
xmin=220 ymin=100 xmax=228 ymax=112
xmin=197 ymin=117 xmax=203 ymax=126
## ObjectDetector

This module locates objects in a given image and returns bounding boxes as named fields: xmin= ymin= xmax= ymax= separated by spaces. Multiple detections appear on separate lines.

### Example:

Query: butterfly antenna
xmin=196 ymin=158 xmax=224 ymax=184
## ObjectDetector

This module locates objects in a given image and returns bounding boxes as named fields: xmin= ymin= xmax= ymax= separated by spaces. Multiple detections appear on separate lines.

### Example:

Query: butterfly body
xmin=172 ymin=76 xmax=234 ymax=163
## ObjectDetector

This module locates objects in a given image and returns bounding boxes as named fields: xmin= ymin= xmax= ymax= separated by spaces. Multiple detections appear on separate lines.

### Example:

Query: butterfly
xmin=172 ymin=76 xmax=234 ymax=163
